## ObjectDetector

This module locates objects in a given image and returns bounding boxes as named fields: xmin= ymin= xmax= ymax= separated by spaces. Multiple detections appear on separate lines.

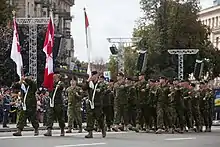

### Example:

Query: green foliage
xmin=107 ymin=55 xmax=117 ymax=80
xmin=0 ymin=0 xmax=14 ymax=26
xmin=124 ymin=47 xmax=139 ymax=76
xmin=132 ymin=0 xmax=219 ymax=79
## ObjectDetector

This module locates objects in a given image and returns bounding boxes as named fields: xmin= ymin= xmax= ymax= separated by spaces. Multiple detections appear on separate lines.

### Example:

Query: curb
xmin=0 ymin=126 xmax=67 ymax=132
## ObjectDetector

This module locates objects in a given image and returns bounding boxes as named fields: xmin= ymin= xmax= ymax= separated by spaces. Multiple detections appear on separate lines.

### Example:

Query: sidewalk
xmin=0 ymin=123 xmax=87 ymax=132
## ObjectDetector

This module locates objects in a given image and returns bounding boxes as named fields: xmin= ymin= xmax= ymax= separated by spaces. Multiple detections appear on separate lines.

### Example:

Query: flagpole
xmin=12 ymin=10 xmax=24 ymax=79
xmin=84 ymin=8 xmax=91 ymax=76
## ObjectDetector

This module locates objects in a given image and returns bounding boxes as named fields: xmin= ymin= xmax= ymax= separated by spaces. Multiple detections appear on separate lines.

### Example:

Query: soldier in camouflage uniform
xmin=66 ymin=76 xmax=83 ymax=133
xmin=127 ymin=77 xmax=137 ymax=129
xmin=169 ymin=80 xmax=185 ymax=133
xmin=83 ymin=71 xmax=106 ymax=138
xmin=190 ymin=83 xmax=202 ymax=132
xmin=156 ymin=77 xmax=172 ymax=134
xmin=200 ymin=82 xmax=214 ymax=132
xmin=13 ymin=74 xmax=39 ymax=136
xmin=112 ymin=72 xmax=129 ymax=131
xmin=103 ymin=78 xmax=114 ymax=131
xmin=134 ymin=73 xmax=150 ymax=132
xmin=44 ymin=73 xmax=66 ymax=136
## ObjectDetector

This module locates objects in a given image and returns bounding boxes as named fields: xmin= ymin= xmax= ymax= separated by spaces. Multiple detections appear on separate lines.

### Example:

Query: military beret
xmin=4 ymin=88 xmax=10 ymax=92
xmin=109 ymin=79 xmax=114 ymax=82
xmin=72 ymin=76 xmax=77 ymax=81
xmin=25 ymin=73 xmax=31 ymax=76
xmin=126 ymin=77 xmax=132 ymax=80
xmin=117 ymin=72 xmax=124 ymax=77
xmin=99 ymin=75 xmax=105 ymax=79
xmin=91 ymin=71 xmax=98 ymax=76
xmin=190 ymin=83 xmax=196 ymax=87
xmin=159 ymin=76 xmax=166 ymax=80
xmin=149 ymin=79 xmax=156 ymax=82
xmin=200 ymin=81 xmax=205 ymax=84
xmin=139 ymin=72 xmax=145 ymax=76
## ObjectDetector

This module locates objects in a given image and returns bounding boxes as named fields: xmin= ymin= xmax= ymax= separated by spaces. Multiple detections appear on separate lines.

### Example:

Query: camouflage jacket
xmin=66 ymin=86 xmax=82 ymax=108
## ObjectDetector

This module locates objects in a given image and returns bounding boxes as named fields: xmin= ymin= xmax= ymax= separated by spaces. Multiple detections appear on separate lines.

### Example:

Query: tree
xmin=108 ymin=55 xmax=117 ymax=80
xmin=124 ymin=47 xmax=138 ymax=76
xmin=92 ymin=58 xmax=106 ymax=73
xmin=132 ymin=0 xmax=219 ymax=79
xmin=0 ymin=0 xmax=14 ymax=26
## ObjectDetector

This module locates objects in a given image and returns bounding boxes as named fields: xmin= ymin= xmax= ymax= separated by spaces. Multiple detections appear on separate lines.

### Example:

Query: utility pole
xmin=168 ymin=49 xmax=199 ymax=80
xmin=107 ymin=37 xmax=141 ymax=73
xmin=15 ymin=12 xmax=57 ymax=81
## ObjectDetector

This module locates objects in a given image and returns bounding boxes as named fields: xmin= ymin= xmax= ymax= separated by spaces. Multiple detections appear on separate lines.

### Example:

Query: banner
xmin=215 ymin=89 xmax=220 ymax=107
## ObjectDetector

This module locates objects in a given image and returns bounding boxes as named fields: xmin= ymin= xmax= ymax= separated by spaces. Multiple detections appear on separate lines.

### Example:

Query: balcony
xmin=63 ymin=0 xmax=75 ymax=6
xmin=54 ymin=9 xmax=71 ymax=17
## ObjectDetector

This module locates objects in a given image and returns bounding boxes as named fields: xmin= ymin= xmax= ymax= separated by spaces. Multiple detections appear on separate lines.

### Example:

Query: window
xmin=216 ymin=37 xmax=219 ymax=48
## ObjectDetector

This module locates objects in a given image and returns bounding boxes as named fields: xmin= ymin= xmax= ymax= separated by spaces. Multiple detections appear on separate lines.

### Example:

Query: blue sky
xmin=71 ymin=0 xmax=213 ymax=62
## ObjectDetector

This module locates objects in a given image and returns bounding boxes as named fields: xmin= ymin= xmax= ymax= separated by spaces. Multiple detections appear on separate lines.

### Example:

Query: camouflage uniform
xmin=191 ymin=88 xmax=202 ymax=132
xmin=134 ymin=81 xmax=150 ymax=132
xmin=183 ymin=87 xmax=193 ymax=130
xmin=13 ymin=78 xmax=39 ymax=136
xmin=84 ymin=81 xmax=106 ymax=138
xmin=202 ymin=88 xmax=214 ymax=132
xmin=44 ymin=81 xmax=65 ymax=136
xmin=156 ymin=84 xmax=172 ymax=133
xmin=103 ymin=83 xmax=114 ymax=130
xmin=113 ymin=81 xmax=129 ymax=131
xmin=66 ymin=86 xmax=83 ymax=133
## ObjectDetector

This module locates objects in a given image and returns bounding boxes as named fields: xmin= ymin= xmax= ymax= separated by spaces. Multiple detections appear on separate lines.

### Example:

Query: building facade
xmin=198 ymin=1 xmax=220 ymax=49
xmin=11 ymin=0 xmax=75 ymax=68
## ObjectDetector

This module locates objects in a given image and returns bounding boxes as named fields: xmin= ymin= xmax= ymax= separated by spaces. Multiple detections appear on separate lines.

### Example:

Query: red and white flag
xmin=84 ymin=8 xmax=92 ymax=76
xmin=43 ymin=14 xmax=54 ymax=91
xmin=10 ymin=18 xmax=23 ymax=80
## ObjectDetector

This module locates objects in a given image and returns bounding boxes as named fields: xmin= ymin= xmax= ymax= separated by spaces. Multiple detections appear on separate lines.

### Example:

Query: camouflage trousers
xmin=103 ymin=105 xmax=114 ymax=127
xmin=86 ymin=104 xmax=104 ymax=132
xmin=67 ymin=106 xmax=82 ymax=128
xmin=17 ymin=109 xmax=39 ymax=131
xmin=46 ymin=104 xmax=65 ymax=129
xmin=157 ymin=103 xmax=172 ymax=129
xmin=114 ymin=104 xmax=129 ymax=125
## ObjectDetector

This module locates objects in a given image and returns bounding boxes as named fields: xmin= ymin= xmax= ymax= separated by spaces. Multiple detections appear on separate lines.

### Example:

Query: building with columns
xmin=9 ymin=0 xmax=75 ymax=69
xmin=198 ymin=1 xmax=220 ymax=49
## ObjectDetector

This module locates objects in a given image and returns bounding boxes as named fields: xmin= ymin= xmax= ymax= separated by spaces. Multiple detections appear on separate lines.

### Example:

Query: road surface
xmin=0 ymin=128 xmax=220 ymax=147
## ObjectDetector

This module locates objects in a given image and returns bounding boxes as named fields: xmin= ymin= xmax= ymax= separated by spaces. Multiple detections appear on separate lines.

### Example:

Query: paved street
xmin=0 ymin=127 xmax=220 ymax=147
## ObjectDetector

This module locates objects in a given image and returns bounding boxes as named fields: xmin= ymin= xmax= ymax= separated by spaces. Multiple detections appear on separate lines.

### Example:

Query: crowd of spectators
xmin=0 ymin=86 xmax=74 ymax=128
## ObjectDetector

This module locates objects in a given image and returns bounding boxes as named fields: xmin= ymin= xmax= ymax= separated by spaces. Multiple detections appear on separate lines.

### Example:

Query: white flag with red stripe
xmin=10 ymin=18 xmax=23 ymax=80
xmin=84 ymin=8 xmax=92 ymax=76
xmin=43 ymin=14 xmax=54 ymax=91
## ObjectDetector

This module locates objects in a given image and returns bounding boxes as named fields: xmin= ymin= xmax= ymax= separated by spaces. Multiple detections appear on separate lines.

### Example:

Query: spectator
xmin=3 ymin=88 xmax=14 ymax=128
xmin=0 ymin=93 xmax=3 ymax=123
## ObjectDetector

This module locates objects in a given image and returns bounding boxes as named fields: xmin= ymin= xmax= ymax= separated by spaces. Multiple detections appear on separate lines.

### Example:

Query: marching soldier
xmin=66 ymin=76 xmax=83 ymax=133
xmin=102 ymin=77 xmax=114 ymax=131
xmin=13 ymin=74 xmax=39 ymax=136
xmin=83 ymin=71 xmax=106 ymax=138
xmin=156 ymin=77 xmax=172 ymax=134
xmin=112 ymin=72 xmax=128 ymax=132
xmin=44 ymin=73 xmax=65 ymax=136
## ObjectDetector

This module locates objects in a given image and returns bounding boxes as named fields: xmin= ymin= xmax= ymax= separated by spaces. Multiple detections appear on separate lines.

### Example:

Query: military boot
xmin=85 ymin=131 xmax=93 ymax=138
xmin=102 ymin=128 xmax=106 ymax=138
xmin=44 ymin=129 xmax=52 ymax=136
xmin=133 ymin=124 xmax=140 ymax=133
xmin=66 ymin=128 xmax=72 ymax=133
xmin=34 ymin=128 xmax=39 ymax=136
xmin=112 ymin=125 xmax=119 ymax=132
xmin=155 ymin=129 xmax=164 ymax=134
xmin=205 ymin=126 xmax=209 ymax=132
xmin=13 ymin=129 xmax=22 ymax=136
xmin=208 ymin=126 xmax=212 ymax=132
xmin=78 ymin=125 xmax=83 ymax=133
xmin=60 ymin=128 xmax=65 ymax=136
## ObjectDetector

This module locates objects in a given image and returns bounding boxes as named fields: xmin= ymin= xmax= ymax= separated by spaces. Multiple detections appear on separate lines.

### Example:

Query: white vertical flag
xmin=10 ymin=17 xmax=23 ymax=80
xmin=84 ymin=8 xmax=92 ymax=76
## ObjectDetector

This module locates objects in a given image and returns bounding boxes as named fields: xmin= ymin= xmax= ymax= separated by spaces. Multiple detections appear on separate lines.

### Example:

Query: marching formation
xmin=8 ymin=70 xmax=214 ymax=138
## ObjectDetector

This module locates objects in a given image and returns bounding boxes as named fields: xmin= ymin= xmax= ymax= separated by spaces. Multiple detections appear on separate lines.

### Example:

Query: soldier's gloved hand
xmin=141 ymin=89 xmax=145 ymax=92
xmin=96 ymin=88 xmax=101 ymax=92
xmin=86 ymin=99 xmax=90 ymax=104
